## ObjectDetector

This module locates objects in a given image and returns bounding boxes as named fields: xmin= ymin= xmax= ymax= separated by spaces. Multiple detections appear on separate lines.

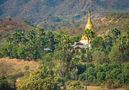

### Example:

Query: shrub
xmin=0 ymin=76 xmax=9 ymax=90
xmin=66 ymin=80 xmax=83 ymax=90
xmin=92 ymin=50 xmax=108 ymax=64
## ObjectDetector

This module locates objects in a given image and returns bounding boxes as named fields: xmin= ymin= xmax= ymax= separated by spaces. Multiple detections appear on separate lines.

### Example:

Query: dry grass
xmin=0 ymin=58 xmax=39 ymax=78
xmin=87 ymin=86 xmax=125 ymax=90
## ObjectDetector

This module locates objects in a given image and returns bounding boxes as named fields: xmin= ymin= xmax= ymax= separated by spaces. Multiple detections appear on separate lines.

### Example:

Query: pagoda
xmin=80 ymin=11 xmax=93 ymax=48
xmin=72 ymin=11 xmax=94 ymax=49
xmin=85 ymin=11 xmax=93 ymax=30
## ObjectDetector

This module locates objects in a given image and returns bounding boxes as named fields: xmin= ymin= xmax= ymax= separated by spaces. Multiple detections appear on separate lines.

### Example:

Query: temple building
xmin=72 ymin=11 xmax=94 ymax=49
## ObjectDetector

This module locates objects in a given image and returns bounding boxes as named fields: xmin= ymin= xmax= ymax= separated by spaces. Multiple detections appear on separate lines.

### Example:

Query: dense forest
xmin=0 ymin=25 xmax=129 ymax=90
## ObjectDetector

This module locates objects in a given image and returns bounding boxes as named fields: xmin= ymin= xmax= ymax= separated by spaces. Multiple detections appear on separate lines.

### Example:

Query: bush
xmin=108 ymin=43 xmax=122 ymax=62
xmin=17 ymin=71 xmax=63 ymax=90
xmin=92 ymin=50 xmax=108 ymax=64
xmin=0 ymin=76 xmax=9 ymax=90
xmin=97 ymin=72 xmax=105 ymax=83
xmin=66 ymin=80 xmax=83 ymax=90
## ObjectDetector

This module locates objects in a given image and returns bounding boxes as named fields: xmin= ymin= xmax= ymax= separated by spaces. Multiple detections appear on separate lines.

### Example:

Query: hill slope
xmin=0 ymin=0 xmax=129 ymax=30
xmin=0 ymin=19 xmax=30 ymax=40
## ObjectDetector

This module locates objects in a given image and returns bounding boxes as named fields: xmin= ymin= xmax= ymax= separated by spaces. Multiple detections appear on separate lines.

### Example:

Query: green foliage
xmin=66 ymin=80 xmax=83 ymax=90
xmin=0 ymin=28 xmax=49 ymax=60
xmin=108 ymin=43 xmax=122 ymax=62
xmin=0 ymin=76 xmax=9 ymax=90
xmin=111 ymin=28 xmax=121 ymax=40
xmin=1 ymin=26 xmax=129 ymax=64
xmin=17 ymin=75 xmax=63 ymax=90
xmin=17 ymin=60 xmax=64 ymax=90
xmin=84 ymin=29 xmax=95 ymax=40
xmin=109 ymin=31 xmax=129 ymax=62
xmin=92 ymin=36 xmax=105 ymax=50
xmin=92 ymin=50 xmax=108 ymax=64
xmin=79 ymin=63 xmax=129 ymax=88
xmin=1 ymin=25 xmax=129 ymax=89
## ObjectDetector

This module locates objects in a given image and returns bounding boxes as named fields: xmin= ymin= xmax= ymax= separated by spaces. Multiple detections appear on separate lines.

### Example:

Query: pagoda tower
xmin=80 ymin=11 xmax=94 ymax=48
xmin=85 ymin=11 xmax=93 ymax=30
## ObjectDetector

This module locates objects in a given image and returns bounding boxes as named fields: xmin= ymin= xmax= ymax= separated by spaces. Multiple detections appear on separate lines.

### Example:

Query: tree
xmin=17 ymin=61 xmax=64 ymax=90
xmin=108 ymin=43 xmax=122 ymax=62
xmin=49 ymin=32 xmax=55 ymax=52
xmin=123 ymin=64 xmax=129 ymax=84
xmin=92 ymin=36 xmax=105 ymax=50
xmin=103 ymin=35 xmax=113 ymax=53
xmin=111 ymin=28 xmax=121 ymax=40
xmin=97 ymin=72 xmax=105 ymax=83
xmin=92 ymin=50 xmax=108 ymax=64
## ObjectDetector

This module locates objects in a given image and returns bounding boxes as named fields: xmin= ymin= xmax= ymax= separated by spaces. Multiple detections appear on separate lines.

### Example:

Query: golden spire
xmin=80 ymin=11 xmax=93 ymax=45
xmin=85 ymin=11 xmax=93 ymax=30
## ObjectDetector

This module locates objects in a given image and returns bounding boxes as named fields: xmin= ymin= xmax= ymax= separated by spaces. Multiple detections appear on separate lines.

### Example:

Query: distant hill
xmin=0 ymin=0 xmax=129 ymax=30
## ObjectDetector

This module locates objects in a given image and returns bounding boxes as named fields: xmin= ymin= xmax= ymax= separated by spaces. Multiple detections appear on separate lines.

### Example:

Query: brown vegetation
xmin=0 ymin=58 xmax=39 ymax=77
xmin=0 ymin=19 xmax=30 ymax=40
xmin=87 ymin=86 xmax=125 ymax=90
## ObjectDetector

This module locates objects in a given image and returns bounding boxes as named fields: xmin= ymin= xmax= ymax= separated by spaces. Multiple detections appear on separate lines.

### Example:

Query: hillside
xmin=0 ymin=0 xmax=129 ymax=30
xmin=0 ymin=13 xmax=128 ymax=41
xmin=0 ymin=18 xmax=30 ymax=40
